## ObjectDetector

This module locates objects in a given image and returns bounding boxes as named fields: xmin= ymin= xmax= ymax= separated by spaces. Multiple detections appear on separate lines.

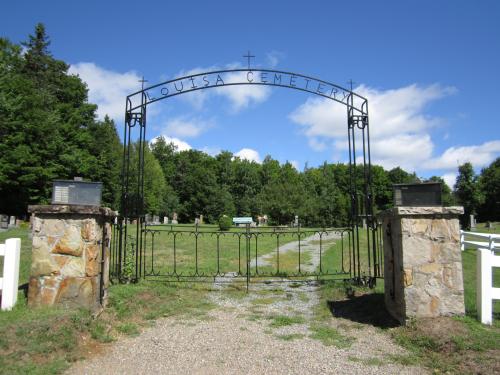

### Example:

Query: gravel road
xmin=67 ymin=282 xmax=426 ymax=375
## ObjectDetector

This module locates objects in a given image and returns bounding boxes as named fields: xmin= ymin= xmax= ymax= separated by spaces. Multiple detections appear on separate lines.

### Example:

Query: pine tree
xmin=455 ymin=163 xmax=483 ymax=229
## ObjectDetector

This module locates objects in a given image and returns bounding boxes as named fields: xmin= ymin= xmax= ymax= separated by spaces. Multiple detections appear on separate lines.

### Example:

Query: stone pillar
xmin=380 ymin=206 xmax=465 ymax=324
xmin=27 ymin=205 xmax=116 ymax=311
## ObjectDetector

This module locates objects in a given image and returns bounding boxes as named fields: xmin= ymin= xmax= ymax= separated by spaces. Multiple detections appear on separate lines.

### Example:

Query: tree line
xmin=1 ymin=25 xmax=498 ymax=227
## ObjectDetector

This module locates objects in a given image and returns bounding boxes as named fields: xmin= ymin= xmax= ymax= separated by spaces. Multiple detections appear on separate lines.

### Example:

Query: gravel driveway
xmin=67 ymin=282 xmax=426 ymax=375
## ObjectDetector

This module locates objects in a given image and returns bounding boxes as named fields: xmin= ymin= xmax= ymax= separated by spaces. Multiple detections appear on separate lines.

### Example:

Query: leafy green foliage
xmin=218 ymin=214 xmax=232 ymax=231
xmin=5 ymin=23 xmax=479 ymax=228
xmin=478 ymin=157 xmax=500 ymax=222
xmin=455 ymin=162 xmax=484 ymax=228
xmin=0 ymin=24 xmax=121 ymax=215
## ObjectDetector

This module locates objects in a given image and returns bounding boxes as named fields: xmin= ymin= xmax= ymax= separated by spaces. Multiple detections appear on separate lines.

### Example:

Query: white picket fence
xmin=460 ymin=230 xmax=500 ymax=324
xmin=0 ymin=238 xmax=21 ymax=311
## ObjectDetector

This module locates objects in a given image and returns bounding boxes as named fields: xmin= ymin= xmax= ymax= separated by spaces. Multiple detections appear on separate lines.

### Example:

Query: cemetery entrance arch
xmin=111 ymin=67 xmax=382 ymax=286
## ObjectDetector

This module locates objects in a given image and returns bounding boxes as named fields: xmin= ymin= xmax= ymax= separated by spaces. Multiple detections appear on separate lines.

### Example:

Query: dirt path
xmin=254 ymin=230 xmax=341 ymax=272
xmin=67 ymin=283 xmax=426 ymax=375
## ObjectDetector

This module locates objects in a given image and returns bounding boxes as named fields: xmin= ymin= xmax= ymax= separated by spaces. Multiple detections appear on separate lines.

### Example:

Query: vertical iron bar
xmin=319 ymin=232 xmax=323 ymax=274
xmin=246 ymin=224 xmax=250 ymax=291
xmin=216 ymin=234 xmax=220 ymax=275
xmin=173 ymin=233 xmax=177 ymax=275
xmin=195 ymin=233 xmax=199 ymax=275
xmin=276 ymin=234 xmax=280 ymax=274
xmin=341 ymin=231 xmax=345 ymax=273
xmin=361 ymin=126 xmax=371 ymax=277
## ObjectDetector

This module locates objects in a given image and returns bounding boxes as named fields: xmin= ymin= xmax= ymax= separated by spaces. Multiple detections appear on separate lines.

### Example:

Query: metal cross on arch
xmin=114 ymin=58 xmax=378 ymax=287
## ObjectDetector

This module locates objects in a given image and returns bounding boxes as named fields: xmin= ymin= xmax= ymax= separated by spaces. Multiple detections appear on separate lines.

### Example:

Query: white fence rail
xmin=460 ymin=231 xmax=500 ymax=324
xmin=460 ymin=230 xmax=500 ymax=252
xmin=0 ymin=238 xmax=21 ymax=311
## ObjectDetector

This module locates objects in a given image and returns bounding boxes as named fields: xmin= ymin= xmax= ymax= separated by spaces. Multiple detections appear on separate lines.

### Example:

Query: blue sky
xmin=1 ymin=0 xmax=499 ymax=187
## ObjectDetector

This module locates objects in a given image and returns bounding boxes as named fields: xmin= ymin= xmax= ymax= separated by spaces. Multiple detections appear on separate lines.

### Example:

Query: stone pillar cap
xmin=378 ymin=206 xmax=464 ymax=218
xmin=28 ymin=204 xmax=117 ymax=217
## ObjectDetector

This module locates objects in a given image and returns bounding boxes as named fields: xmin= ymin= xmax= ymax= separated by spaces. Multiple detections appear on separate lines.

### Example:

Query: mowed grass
xmin=253 ymin=250 xmax=313 ymax=276
xmin=315 ymin=223 xmax=500 ymax=374
xmin=319 ymin=227 xmax=378 ymax=277
xmin=2 ymin=223 xmax=500 ymax=374
xmin=0 ymin=276 xmax=217 ymax=374
xmin=142 ymin=225 xmax=327 ymax=277
xmin=0 ymin=225 xmax=220 ymax=373
xmin=0 ymin=225 xmax=33 ymax=285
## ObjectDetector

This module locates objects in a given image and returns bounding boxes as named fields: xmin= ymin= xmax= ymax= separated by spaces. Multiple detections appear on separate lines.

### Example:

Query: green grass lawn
xmin=314 ymin=222 xmax=500 ymax=374
xmin=1 ymin=223 xmax=499 ymax=374
xmin=141 ymin=225 xmax=338 ymax=278
xmin=0 ymin=225 xmax=32 ymax=285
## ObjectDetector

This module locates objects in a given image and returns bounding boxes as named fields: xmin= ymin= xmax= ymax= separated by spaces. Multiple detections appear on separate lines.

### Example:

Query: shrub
xmin=218 ymin=215 xmax=232 ymax=231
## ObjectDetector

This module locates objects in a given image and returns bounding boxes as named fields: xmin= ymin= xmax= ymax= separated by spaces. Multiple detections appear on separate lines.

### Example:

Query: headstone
xmin=0 ymin=214 xmax=8 ymax=229
xmin=8 ymin=216 xmax=17 ymax=228
xmin=294 ymin=215 xmax=299 ymax=227
xmin=362 ymin=217 xmax=367 ymax=229
xmin=470 ymin=214 xmax=476 ymax=228
xmin=194 ymin=218 xmax=200 ymax=225
xmin=30 ymin=213 xmax=35 ymax=229
xmin=199 ymin=215 xmax=204 ymax=224
xmin=153 ymin=215 xmax=160 ymax=224
xmin=163 ymin=216 xmax=169 ymax=224
xmin=172 ymin=212 xmax=178 ymax=225
xmin=257 ymin=215 xmax=268 ymax=226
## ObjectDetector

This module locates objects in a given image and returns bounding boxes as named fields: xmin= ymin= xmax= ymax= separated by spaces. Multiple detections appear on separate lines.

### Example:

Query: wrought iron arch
xmin=114 ymin=67 xmax=379 ymax=285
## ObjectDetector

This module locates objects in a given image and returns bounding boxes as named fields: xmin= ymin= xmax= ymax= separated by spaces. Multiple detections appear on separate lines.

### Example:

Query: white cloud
xmin=234 ymin=148 xmax=261 ymax=163
xmin=290 ymin=82 xmax=500 ymax=174
xmin=290 ymin=83 xmax=461 ymax=171
xmin=157 ymin=136 xmax=192 ymax=152
xmin=289 ymin=160 xmax=300 ymax=170
xmin=266 ymin=51 xmax=284 ymax=68
xmin=425 ymin=141 xmax=500 ymax=170
xmin=201 ymin=146 xmax=221 ymax=156
xmin=177 ymin=66 xmax=271 ymax=112
xmin=215 ymin=71 xmax=271 ymax=112
xmin=369 ymin=134 xmax=434 ymax=170
xmin=162 ymin=116 xmax=214 ymax=138
xmin=69 ymin=62 xmax=141 ymax=120
xmin=442 ymin=172 xmax=457 ymax=190
xmin=308 ymin=138 xmax=327 ymax=151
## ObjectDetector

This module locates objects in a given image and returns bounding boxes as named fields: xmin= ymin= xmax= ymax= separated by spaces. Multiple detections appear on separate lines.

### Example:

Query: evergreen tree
xmin=455 ymin=162 xmax=483 ymax=229
xmin=478 ymin=157 xmax=500 ymax=222
xmin=0 ymin=24 xmax=122 ymax=214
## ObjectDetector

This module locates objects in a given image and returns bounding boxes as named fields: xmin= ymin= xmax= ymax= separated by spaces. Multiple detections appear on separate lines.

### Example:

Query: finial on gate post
xmin=138 ymin=76 xmax=148 ymax=90
xmin=243 ymin=51 xmax=255 ymax=69
xmin=347 ymin=79 xmax=356 ymax=91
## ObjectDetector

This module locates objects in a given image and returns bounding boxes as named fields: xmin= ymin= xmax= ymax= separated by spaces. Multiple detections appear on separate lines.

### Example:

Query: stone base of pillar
xmin=27 ymin=205 xmax=116 ymax=311
xmin=379 ymin=206 xmax=465 ymax=324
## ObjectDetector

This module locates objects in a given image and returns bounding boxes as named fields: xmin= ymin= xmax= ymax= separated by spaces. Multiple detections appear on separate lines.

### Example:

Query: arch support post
xmin=114 ymin=94 xmax=147 ymax=283
xmin=347 ymin=97 xmax=378 ymax=285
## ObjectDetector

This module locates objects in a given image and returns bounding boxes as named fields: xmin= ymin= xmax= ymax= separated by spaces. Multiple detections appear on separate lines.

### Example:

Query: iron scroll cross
xmin=243 ymin=51 xmax=255 ymax=69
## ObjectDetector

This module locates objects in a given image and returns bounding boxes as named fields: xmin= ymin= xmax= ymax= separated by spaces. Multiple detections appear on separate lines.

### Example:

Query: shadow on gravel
xmin=327 ymin=293 xmax=400 ymax=328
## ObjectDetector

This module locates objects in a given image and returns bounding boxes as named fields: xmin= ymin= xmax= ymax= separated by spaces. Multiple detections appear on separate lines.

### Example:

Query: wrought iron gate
xmin=110 ymin=66 xmax=383 ymax=286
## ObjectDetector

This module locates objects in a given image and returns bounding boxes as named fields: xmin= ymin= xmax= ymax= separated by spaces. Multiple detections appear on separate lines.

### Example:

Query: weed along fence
xmin=460 ymin=231 xmax=500 ymax=325
xmin=0 ymin=238 xmax=21 ymax=311
xmin=110 ymin=224 xmax=384 ymax=288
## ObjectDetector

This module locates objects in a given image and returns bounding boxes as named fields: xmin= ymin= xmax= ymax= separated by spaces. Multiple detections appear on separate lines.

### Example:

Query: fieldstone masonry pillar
xmin=27 ymin=205 xmax=116 ymax=310
xmin=380 ymin=206 xmax=465 ymax=324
